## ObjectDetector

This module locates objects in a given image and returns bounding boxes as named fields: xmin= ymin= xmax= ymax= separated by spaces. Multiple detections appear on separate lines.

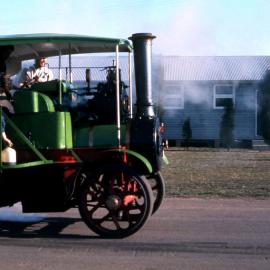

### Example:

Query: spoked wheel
xmin=147 ymin=171 xmax=166 ymax=214
xmin=78 ymin=164 xmax=154 ymax=238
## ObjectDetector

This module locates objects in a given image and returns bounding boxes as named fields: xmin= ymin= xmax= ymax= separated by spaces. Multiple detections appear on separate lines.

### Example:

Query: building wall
xmin=161 ymin=81 xmax=257 ymax=141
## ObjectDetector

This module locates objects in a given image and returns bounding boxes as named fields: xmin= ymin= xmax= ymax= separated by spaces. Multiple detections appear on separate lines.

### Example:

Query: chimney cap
xmin=129 ymin=33 xmax=156 ymax=41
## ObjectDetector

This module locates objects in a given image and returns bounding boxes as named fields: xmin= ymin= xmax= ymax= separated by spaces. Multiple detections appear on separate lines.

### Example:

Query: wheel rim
xmin=148 ymin=171 xmax=166 ymax=214
xmin=78 ymin=165 xmax=153 ymax=238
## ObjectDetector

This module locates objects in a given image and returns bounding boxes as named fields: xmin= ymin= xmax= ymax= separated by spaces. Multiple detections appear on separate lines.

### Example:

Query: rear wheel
xmin=78 ymin=164 xmax=154 ymax=238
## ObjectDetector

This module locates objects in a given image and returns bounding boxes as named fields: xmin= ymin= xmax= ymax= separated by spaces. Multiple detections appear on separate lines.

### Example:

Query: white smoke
xmin=0 ymin=203 xmax=46 ymax=222
xmin=155 ymin=3 xmax=216 ymax=56
xmin=152 ymin=0 xmax=270 ymax=56
xmin=183 ymin=83 xmax=210 ymax=105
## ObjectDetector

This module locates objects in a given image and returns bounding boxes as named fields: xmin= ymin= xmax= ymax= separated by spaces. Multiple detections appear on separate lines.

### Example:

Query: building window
xmin=163 ymin=85 xmax=184 ymax=109
xmin=214 ymin=84 xmax=235 ymax=109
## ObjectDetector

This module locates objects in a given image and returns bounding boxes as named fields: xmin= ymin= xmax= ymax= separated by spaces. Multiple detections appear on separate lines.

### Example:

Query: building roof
xmin=163 ymin=56 xmax=270 ymax=81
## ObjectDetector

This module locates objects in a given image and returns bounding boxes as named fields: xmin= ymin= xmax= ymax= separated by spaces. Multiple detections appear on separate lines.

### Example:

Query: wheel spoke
xmin=127 ymin=213 xmax=142 ymax=223
xmin=85 ymin=191 xmax=105 ymax=206
xmin=111 ymin=214 xmax=121 ymax=230
xmin=91 ymin=183 xmax=102 ymax=193
xmin=88 ymin=200 xmax=104 ymax=215
xmin=86 ymin=202 xmax=105 ymax=208
xmin=96 ymin=212 xmax=111 ymax=224
xmin=129 ymin=200 xmax=145 ymax=212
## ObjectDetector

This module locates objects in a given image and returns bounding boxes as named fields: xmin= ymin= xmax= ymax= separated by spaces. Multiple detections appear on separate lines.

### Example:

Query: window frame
xmin=163 ymin=84 xmax=184 ymax=109
xmin=213 ymin=84 xmax=235 ymax=109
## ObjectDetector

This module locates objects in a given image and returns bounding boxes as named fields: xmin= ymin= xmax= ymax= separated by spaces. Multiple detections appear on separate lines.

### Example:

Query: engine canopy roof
xmin=0 ymin=33 xmax=133 ymax=62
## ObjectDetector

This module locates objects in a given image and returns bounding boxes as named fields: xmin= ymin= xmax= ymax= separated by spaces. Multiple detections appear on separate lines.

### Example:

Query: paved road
xmin=0 ymin=198 xmax=270 ymax=270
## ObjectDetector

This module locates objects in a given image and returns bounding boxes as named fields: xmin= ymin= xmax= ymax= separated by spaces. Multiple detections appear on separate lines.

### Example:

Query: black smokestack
xmin=129 ymin=33 xmax=156 ymax=118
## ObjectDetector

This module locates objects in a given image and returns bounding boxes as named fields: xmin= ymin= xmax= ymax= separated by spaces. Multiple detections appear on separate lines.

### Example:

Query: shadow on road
xmin=0 ymin=217 xmax=99 ymax=239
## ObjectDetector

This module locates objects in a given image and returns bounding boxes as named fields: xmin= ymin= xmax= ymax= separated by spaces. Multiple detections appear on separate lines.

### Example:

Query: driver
xmin=14 ymin=57 xmax=53 ymax=88
xmin=25 ymin=57 xmax=53 ymax=85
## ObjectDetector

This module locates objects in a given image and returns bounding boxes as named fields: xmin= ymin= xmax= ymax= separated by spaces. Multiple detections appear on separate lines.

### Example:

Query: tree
xmin=259 ymin=70 xmax=270 ymax=140
xmin=182 ymin=117 xmax=192 ymax=148
xmin=156 ymin=103 xmax=165 ymax=122
xmin=219 ymin=99 xmax=234 ymax=150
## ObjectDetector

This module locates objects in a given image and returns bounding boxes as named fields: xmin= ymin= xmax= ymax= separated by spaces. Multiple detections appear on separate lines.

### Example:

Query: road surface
xmin=0 ymin=198 xmax=269 ymax=270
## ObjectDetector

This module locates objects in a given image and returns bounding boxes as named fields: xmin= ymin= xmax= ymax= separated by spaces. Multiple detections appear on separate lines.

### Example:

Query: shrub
xmin=219 ymin=99 xmax=234 ymax=149
xmin=182 ymin=117 xmax=192 ymax=147
xmin=259 ymin=70 xmax=270 ymax=140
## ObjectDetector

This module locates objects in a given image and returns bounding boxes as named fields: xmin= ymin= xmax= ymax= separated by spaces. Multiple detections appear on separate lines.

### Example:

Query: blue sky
xmin=1 ymin=0 xmax=270 ymax=55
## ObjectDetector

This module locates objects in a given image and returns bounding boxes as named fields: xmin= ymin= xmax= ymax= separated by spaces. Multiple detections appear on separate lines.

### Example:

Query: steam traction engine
xmin=0 ymin=33 xmax=166 ymax=238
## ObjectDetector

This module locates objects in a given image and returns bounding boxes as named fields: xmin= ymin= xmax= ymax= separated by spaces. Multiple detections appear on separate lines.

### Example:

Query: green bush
xmin=182 ymin=117 xmax=192 ymax=147
xmin=259 ymin=70 xmax=270 ymax=140
xmin=219 ymin=99 xmax=234 ymax=149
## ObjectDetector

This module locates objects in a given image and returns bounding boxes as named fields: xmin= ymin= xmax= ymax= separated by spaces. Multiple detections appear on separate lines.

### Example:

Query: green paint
xmin=10 ymin=112 xmax=73 ymax=149
xmin=5 ymin=114 xmax=48 ymax=161
xmin=1 ymin=113 xmax=53 ymax=170
xmin=13 ymin=91 xmax=55 ymax=113
xmin=2 ymin=160 xmax=53 ymax=169
xmin=74 ymin=125 xmax=126 ymax=147
xmin=11 ymin=89 xmax=72 ymax=149
xmin=30 ymin=80 xmax=70 ymax=94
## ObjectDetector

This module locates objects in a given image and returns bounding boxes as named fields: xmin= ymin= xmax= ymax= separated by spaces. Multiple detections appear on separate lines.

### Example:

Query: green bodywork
xmin=10 ymin=112 xmax=73 ymax=149
xmin=29 ymin=80 xmax=73 ymax=107
xmin=30 ymin=80 xmax=70 ymax=94
xmin=11 ymin=89 xmax=126 ymax=149
xmin=0 ymin=108 xmax=53 ymax=169
xmin=10 ymin=90 xmax=73 ymax=149
xmin=0 ymin=31 xmax=132 ymax=151
xmin=0 ymin=33 xmax=153 ymax=171
xmin=14 ymin=91 xmax=55 ymax=113
xmin=74 ymin=125 xmax=126 ymax=147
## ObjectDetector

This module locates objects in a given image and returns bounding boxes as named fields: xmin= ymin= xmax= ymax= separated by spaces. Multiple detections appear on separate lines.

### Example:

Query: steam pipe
xmin=58 ymin=48 xmax=62 ymax=105
xmin=129 ymin=33 xmax=156 ymax=118
xmin=115 ymin=45 xmax=121 ymax=147
xmin=128 ymin=52 xmax=133 ymax=118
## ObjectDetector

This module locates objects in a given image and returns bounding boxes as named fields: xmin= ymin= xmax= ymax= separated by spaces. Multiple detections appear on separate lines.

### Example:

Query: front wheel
xmin=78 ymin=164 xmax=154 ymax=238
xmin=148 ymin=171 xmax=166 ymax=214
